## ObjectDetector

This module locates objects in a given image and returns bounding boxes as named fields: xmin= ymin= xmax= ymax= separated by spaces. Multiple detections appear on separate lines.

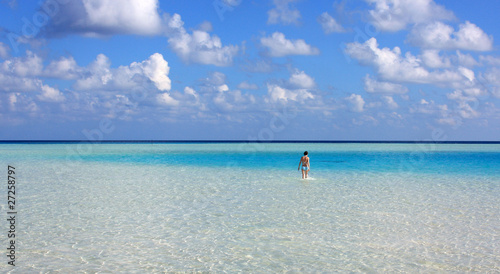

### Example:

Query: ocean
xmin=0 ymin=142 xmax=499 ymax=272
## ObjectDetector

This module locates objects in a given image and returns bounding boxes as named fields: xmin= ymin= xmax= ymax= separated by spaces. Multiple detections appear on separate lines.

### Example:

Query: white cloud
xmin=346 ymin=38 xmax=464 ymax=84
xmin=410 ymin=99 xmax=447 ymax=115
xmin=382 ymin=96 xmax=398 ymax=109
xmin=38 ymin=85 xmax=65 ymax=102
xmin=266 ymin=84 xmax=314 ymax=103
xmin=44 ymin=56 xmax=81 ymax=80
xmin=1 ymin=51 xmax=43 ymax=77
xmin=346 ymin=94 xmax=365 ymax=112
xmin=213 ymin=87 xmax=255 ymax=112
xmin=261 ymin=32 xmax=320 ymax=57
xmin=166 ymin=14 xmax=238 ymax=66
xmin=364 ymin=75 xmax=408 ymax=94
xmin=0 ymin=74 xmax=40 ymax=92
xmin=268 ymin=0 xmax=301 ymax=25
xmin=455 ymin=51 xmax=479 ymax=68
xmin=74 ymin=53 xmax=171 ymax=92
xmin=140 ymin=53 xmax=171 ymax=91
xmin=45 ymin=0 xmax=163 ymax=36
xmin=0 ymin=51 xmax=45 ymax=92
xmin=156 ymin=86 xmax=205 ymax=111
xmin=73 ymin=54 xmax=112 ymax=90
xmin=0 ymin=42 xmax=9 ymax=59
xmin=458 ymin=67 xmax=474 ymax=82
xmin=367 ymin=0 xmax=454 ymax=32
xmin=408 ymin=21 xmax=493 ymax=51
xmin=183 ymin=86 xmax=199 ymax=101
xmin=197 ymin=72 xmax=256 ymax=113
xmin=446 ymin=90 xmax=480 ymax=119
xmin=318 ymin=12 xmax=345 ymax=34
xmin=202 ymin=71 xmax=227 ymax=89
xmin=237 ymin=81 xmax=259 ymax=90
xmin=157 ymin=92 xmax=179 ymax=106
xmin=420 ymin=50 xmax=451 ymax=68
xmin=8 ymin=92 xmax=38 ymax=113
xmin=289 ymin=70 xmax=316 ymax=89
xmin=420 ymin=50 xmax=479 ymax=69
xmin=462 ymin=88 xmax=487 ymax=98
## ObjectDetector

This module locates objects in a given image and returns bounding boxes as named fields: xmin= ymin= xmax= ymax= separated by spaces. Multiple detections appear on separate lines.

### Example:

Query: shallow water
xmin=0 ymin=143 xmax=499 ymax=272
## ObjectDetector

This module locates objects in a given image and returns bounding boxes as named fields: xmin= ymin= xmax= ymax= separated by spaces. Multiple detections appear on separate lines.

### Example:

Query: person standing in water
xmin=298 ymin=151 xmax=310 ymax=179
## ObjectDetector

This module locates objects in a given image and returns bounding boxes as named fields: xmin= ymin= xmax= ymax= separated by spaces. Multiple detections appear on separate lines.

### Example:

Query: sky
xmin=0 ymin=0 xmax=499 ymax=141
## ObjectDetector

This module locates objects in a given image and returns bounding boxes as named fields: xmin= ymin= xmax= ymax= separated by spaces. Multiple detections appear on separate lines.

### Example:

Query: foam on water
xmin=0 ymin=143 xmax=499 ymax=272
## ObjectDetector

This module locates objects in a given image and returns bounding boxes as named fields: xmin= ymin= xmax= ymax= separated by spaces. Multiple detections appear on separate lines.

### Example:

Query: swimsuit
xmin=301 ymin=166 xmax=309 ymax=171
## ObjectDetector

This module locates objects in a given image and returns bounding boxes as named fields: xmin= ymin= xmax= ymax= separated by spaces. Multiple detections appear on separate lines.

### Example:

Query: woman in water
xmin=298 ymin=151 xmax=310 ymax=179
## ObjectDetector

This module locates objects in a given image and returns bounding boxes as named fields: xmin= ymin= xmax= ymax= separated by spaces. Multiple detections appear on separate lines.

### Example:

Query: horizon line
xmin=1 ymin=140 xmax=499 ymax=144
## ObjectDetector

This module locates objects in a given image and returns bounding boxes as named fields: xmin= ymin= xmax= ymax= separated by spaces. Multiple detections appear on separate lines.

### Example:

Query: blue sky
xmin=0 ymin=0 xmax=499 ymax=140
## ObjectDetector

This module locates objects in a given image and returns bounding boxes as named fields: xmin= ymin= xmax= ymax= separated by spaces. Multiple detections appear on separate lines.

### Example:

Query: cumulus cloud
xmin=0 ymin=51 xmax=44 ymax=92
xmin=44 ymin=0 xmax=163 ymax=37
xmin=446 ymin=90 xmax=480 ymax=119
xmin=367 ymin=0 xmax=454 ymax=32
xmin=73 ymin=54 xmax=112 ymax=90
xmin=1 ymin=51 xmax=43 ymax=77
xmin=263 ymin=68 xmax=322 ymax=106
xmin=44 ymin=56 xmax=81 ymax=80
xmin=8 ymin=93 xmax=38 ymax=113
xmin=458 ymin=67 xmax=474 ymax=82
xmin=289 ymin=70 xmax=316 ymax=89
xmin=196 ymin=72 xmax=256 ymax=112
xmin=261 ymin=32 xmax=320 ymax=57
xmin=38 ymin=84 xmax=65 ymax=102
xmin=345 ymin=38 xmax=465 ymax=85
xmin=382 ymin=96 xmax=398 ymax=109
xmin=454 ymin=51 xmax=479 ymax=68
xmin=141 ymin=53 xmax=171 ymax=91
xmin=156 ymin=86 xmax=205 ymax=114
xmin=157 ymin=92 xmax=179 ymax=106
xmin=408 ymin=21 xmax=493 ymax=51
xmin=364 ymin=75 xmax=408 ymax=94
xmin=346 ymin=94 xmax=365 ymax=112
xmin=318 ymin=12 xmax=346 ymax=34
xmin=166 ymin=14 xmax=238 ymax=66
xmin=420 ymin=50 xmax=479 ymax=69
xmin=268 ymin=0 xmax=301 ymax=25
xmin=420 ymin=50 xmax=451 ymax=68
xmin=266 ymin=84 xmax=314 ymax=103
xmin=74 ymin=53 xmax=171 ymax=92
xmin=0 ymin=74 xmax=40 ymax=92
xmin=43 ymin=1 xmax=239 ymax=67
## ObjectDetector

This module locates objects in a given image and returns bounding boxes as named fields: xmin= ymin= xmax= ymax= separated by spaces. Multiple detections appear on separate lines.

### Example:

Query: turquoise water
xmin=0 ymin=142 xmax=499 ymax=272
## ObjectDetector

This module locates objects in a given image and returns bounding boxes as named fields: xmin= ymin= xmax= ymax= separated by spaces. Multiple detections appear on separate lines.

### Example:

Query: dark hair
xmin=304 ymin=151 xmax=308 ymax=155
